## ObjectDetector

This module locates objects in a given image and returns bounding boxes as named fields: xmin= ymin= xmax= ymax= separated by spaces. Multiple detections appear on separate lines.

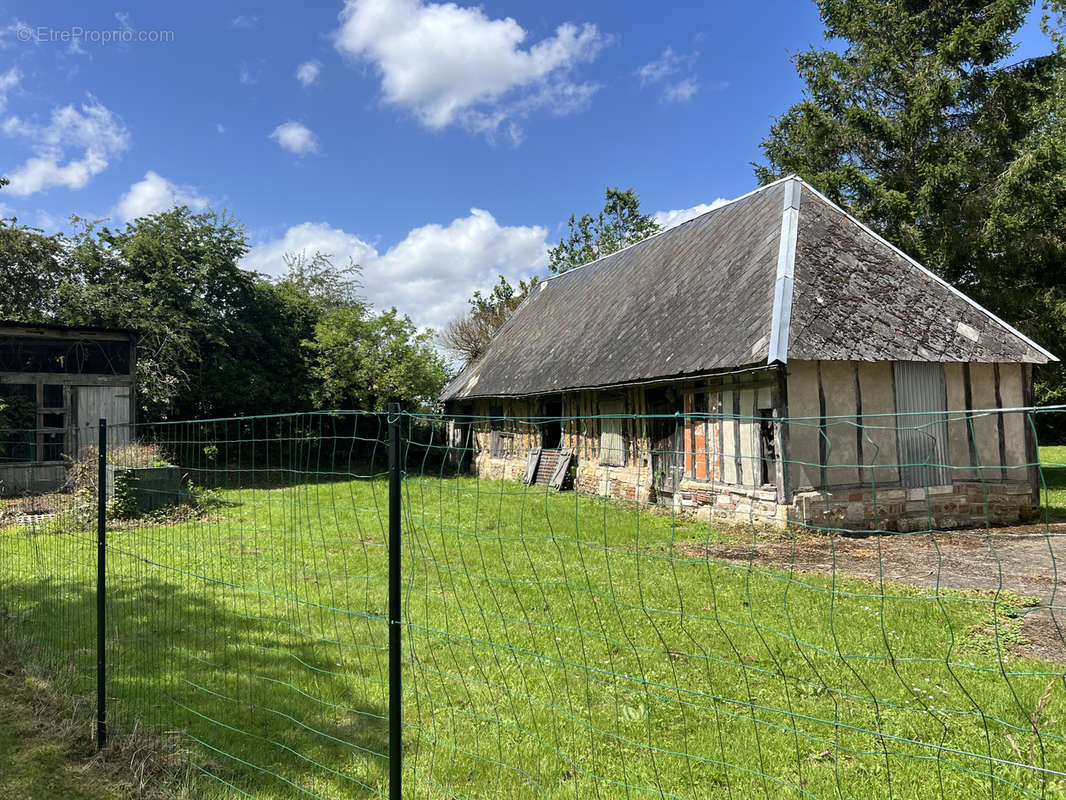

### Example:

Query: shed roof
xmin=442 ymin=176 xmax=1055 ymax=401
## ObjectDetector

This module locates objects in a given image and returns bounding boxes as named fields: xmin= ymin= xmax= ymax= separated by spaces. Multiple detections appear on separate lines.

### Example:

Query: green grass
xmin=1 ymin=467 xmax=1065 ymax=800
xmin=1039 ymin=445 xmax=1066 ymax=519
xmin=0 ymin=665 xmax=135 ymax=800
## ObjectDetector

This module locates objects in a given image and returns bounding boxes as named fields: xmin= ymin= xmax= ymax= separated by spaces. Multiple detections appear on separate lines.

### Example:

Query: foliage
xmin=0 ymin=389 xmax=36 ymax=464
xmin=0 ymin=221 xmax=65 ymax=324
xmin=439 ymin=274 xmax=537 ymax=363
xmin=58 ymin=208 xmax=260 ymax=419
xmin=756 ymin=0 xmax=1066 ymax=433
xmin=272 ymin=250 xmax=364 ymax=313
xmin=0 ymin=196 xmax=445 ymax=419
xmin=547 ymin=186 xmax=661 ymax=274
xmin=308 ymin=306 xmax=448 ymax=411
xmin=0 ymin=178 xmax=64 ymax=321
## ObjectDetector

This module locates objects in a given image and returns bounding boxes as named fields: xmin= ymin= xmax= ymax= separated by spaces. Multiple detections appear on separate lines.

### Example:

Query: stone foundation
xmin=474 ymin=453 xmax=528 ymax=483
xmin=472 ymin=454 xmax=1036 ymax=531
xmin=789 ymin=482 xmax=1036 ymax=532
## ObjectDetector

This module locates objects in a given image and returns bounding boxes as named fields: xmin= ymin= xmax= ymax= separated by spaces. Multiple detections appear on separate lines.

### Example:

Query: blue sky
xmin=0 ymin=1 xmax=1055 ymax=330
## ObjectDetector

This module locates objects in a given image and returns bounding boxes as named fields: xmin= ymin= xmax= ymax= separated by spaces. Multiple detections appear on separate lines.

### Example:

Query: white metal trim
xmin=767 ymin=177 xmax=801 ymax=364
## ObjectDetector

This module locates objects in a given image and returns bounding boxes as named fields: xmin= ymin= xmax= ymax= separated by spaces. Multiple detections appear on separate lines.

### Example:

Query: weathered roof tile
xmin=442 ymin=177 xmax=1054 ymax=401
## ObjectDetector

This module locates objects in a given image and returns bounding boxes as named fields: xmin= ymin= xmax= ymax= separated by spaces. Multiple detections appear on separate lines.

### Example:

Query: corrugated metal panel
xmin=893 ymin=362 xmax=950 ymax=488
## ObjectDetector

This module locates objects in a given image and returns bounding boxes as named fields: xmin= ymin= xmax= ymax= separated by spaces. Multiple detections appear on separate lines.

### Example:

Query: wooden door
xmin=74 ymin=386 xmax=132 ymax=451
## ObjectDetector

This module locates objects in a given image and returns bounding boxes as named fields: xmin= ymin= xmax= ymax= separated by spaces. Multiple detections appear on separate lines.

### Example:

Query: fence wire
xmin=0 ymin=407 xmax=1064 ymax=799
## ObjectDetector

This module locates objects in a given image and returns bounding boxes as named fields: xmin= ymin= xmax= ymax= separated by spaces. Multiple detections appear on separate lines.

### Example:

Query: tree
xmin=272 ymin=250 xmax=365 ymax=314
xmin=439 ymin=274 xmax=537 ymax=363
xmin=756 ymin=0 xmax=1066 ymax=425
xmin=60 ymin=208 xmax=266 ymax=419
xmin=0 ymin=180 xmax=66 ymax=321
xmin=309 ymin=307 xmax=448 ymax=412
xmin=547 ymin=187 xmax=661 ymax=274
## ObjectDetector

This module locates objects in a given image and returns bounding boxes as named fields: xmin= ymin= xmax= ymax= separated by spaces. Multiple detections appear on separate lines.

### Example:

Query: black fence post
xmin=96 ymin=418 xmax=107 ymax=749
xmin=387 ymin=404 xmax=402 ymax=799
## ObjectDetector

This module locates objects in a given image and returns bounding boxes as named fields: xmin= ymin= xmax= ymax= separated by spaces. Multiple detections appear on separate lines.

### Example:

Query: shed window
xmin=489 ymin=405 xmax=504 ymax=430
xmin=598 ymin=397 xmax=625 ymax=466
xmin=43 ymin=384 xmax=64 ymax=408
xmin=0 ymin=336 xmax=130 ymax=375
xmin=0 ymin=383 xmax=37 ymax=463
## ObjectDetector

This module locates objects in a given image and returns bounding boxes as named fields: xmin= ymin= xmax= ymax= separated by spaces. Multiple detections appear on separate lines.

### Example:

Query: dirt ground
xmin=693 ymin=523 xmax=1066 ymax=662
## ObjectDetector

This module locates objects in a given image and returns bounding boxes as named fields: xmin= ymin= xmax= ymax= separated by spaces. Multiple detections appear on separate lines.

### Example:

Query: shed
xmin=0 ymin=321 xmax=137 ymax=495
xmin=441 ymin=176 xmax=1057 ymax=531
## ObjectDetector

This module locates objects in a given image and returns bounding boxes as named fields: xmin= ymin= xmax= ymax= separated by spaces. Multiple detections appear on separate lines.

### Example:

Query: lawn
xmin=1041 ymin=445 xmax=1066 ymax=519
xmin=0 ymin=654 xmax=149 ymax=800
xmin=0 ymin=457 xmax=1064 ymax=799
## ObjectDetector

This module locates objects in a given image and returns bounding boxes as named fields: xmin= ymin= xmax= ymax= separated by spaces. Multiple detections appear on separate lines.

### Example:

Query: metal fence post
xmin=387 ymin=404 xmax=402 ymax=799
xmin=96 ymin=418 xmax=107 ymax=749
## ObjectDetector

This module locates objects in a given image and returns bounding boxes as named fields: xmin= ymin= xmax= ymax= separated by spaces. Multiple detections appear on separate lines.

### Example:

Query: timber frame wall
xmin=450 ymin=359 xmax=1040 ymax=531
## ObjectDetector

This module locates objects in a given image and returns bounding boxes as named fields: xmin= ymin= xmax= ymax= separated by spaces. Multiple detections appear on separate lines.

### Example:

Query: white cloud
xmin=215 ymin=122 xmax=226 ymax=133
xmin=0 ymin=21 xmax=29 ymax=49
xmin=239 ymin=62 xmax=260 ymax=85
xmin=653 ymin=198 xmax=728 ymax=230
xmin=637 ymin=47 xmax=700 ymax=103
xmin=231 ymin=15 xmax=260 ymax=29
xmin=116 ymin=171 xmax=209 ymax=221
xmin=333 ymin=0 xmax=607 ymax=137
xmin=0 ymin=65 xmax=19 ymax=111
xmin=244 ymin=209 xmax=549 ymax=330
xmin=271 ymin=121 xmax=318 ymax=155
xmin=296 ymin=60 xmax=321 ymax=87
xmin=2 ymin=99 xmax=130 ymax=196
xmin=663 ymin=78 xmax=699 ymax=103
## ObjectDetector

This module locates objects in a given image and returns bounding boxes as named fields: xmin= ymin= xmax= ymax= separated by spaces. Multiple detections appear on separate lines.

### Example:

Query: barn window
xmin=488 ymin=405 xmax=514 ymax=457
xmin=0 ymin=336 xmax=130 ymax=375
xmin=490 ymin=431 xmax=515 ymax=457
xmin=598 ymin=396 xmax=625 ymax=466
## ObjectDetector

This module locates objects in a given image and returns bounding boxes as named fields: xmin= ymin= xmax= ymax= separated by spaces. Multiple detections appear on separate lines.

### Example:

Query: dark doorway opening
xmin=540 ymin=397 xmax=563 ymax=449
xmin=646 ymin=387 xmax=684 ymax=495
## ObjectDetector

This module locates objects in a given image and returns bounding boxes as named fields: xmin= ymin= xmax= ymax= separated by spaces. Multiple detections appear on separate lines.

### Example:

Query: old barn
xmin=441 ymin=176 xmax=1057 ymax=531
xmin=0 ymin=321 xmax=136 ymax=495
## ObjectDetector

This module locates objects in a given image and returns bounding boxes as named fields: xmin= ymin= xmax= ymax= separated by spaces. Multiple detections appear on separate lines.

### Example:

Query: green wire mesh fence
xmin=0 ymin=406 xmax=1064 ymax=799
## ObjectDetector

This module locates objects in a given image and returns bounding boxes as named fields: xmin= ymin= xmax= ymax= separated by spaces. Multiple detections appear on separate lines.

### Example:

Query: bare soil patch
xmin=688 ymin=522 xmax=1066 ymax=661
